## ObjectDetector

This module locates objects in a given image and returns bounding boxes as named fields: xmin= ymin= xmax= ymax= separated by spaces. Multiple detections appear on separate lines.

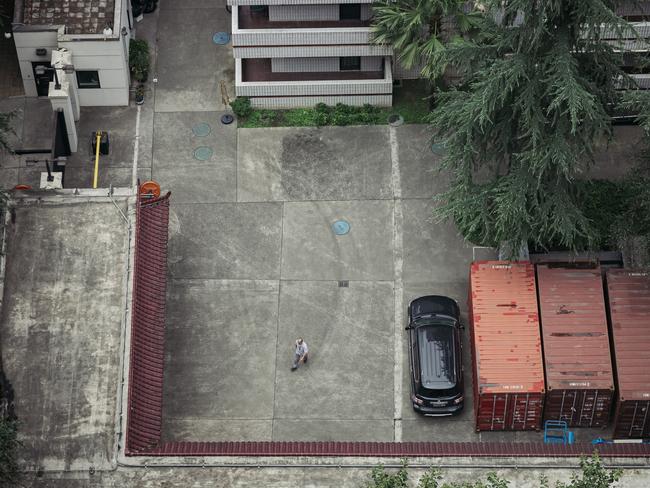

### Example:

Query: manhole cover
xmin=193 ymin=146 xmax=214 ymax=161
xmin=192 ymin=122 xmax=211 ymax=137
xmin=431 ymin=141 xmax=446 ymax=155
xmin=332 ymin=220 xmax=350 ymax=236
xmin=221 ymin=114 xmax=234 ymax=125
xmin=212 ymin=32 xmax=231 ymax=45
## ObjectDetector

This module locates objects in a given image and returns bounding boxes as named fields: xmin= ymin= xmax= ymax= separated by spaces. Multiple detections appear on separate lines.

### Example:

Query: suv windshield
xmin=415 ymin=315 xmax=456 ymax=327
xmin=417 ymin=325 xmax=456 ymax=390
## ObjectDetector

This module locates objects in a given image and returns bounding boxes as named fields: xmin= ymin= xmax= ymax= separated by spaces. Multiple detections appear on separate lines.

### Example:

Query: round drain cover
xmin=332 ymin=220 xmax=350 ymax=236
xmin=193 ymin=146 xmax=214 ymax=161
xmin=431 ymin=141 xmax=446 ymax=155
xmin=212 ymin=32 xmax=231 ymax=45
xmin=192 ymin=122 xmax=211 ymax=137
xmin=221 ymin=114 xmax=234 ymax=125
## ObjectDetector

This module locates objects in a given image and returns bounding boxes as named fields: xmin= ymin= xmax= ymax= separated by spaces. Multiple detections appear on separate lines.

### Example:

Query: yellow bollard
xmin=93 ymin=131 xmax=101 ymax=189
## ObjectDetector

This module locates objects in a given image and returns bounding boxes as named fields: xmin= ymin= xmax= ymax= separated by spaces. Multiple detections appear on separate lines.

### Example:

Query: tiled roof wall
xmin=146 ymin=441 xmax=650 ymax=458
xmin=24 ymin=0 xmax=115 ymax=34
xmin=125 ymin=192 xmax=170 ymax=455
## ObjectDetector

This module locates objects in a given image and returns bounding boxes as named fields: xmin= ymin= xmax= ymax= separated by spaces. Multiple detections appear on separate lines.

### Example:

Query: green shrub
xmin=0 ymin=418 xmax=19 ymax=486
xmin=231 ymin=97 xmax=253 ymax=118
xmin=128 ymin=39 xmax=150 ymax=83
xmin=283 ymin=108 xmax=319 ymax=126
xmin=313 ymin=111 xmax=329 ymax=126
xmin=0 ymin=111 xmax=15 ymax=153
xmin=244 ymin=109 xmax=278 ymax=127
xmin=258 ymin=109 xmax=277 ymax=125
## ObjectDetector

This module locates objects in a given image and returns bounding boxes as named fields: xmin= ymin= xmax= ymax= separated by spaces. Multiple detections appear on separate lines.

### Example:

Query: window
xmin=76 ymin=70 xmax=101 ymax=89
xmin=340 ymin=56 xmax=361 ymax=71
xmin=339 ymin=4 xmax=361 ymax=20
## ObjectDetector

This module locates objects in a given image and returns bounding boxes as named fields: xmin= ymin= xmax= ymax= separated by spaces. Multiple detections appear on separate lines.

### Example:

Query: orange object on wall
xmin=139 ymin=180 xmax=161 ymax=198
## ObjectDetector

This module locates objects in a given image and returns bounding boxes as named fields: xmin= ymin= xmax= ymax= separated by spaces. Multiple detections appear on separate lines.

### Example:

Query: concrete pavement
xmin=0 ymin=195 xmax=131 ymax=472
xmin=22 ymin=461 xmax=650 ymax=487
xmin=161 ymin=124 xmax=484 ymax=445
xmin=0 ymin=0 xmax=647 ymax=484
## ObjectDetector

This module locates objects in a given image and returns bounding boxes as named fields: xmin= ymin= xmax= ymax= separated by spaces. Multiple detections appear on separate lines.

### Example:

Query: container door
xmin=506 ymin=394 xmax=540 ymax=430
xmin=614 ymin=400 xmax=650 ymax=438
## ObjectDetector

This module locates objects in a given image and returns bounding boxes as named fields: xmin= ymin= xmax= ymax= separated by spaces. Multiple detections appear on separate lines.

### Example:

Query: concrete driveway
xmin=161 ymin=124 xmax=494 ymax=444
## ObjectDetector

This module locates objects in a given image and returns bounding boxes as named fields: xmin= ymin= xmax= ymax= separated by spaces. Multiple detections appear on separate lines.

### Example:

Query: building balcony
xmin=238 ymin=6 xmax=372 ymax=29
xmin=600 ymin=21 xmax=650 ymax=52
xmin=241 ymin=58 xmax=385 ymax=82
xmin=231 ymin=5 xmax=386 ymax=48
xmin=235 ymin=56 xmax=392 ymax=100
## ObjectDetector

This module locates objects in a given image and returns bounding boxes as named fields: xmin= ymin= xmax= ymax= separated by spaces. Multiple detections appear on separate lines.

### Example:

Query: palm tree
xmin=371 ymin=0 xmax=481 ymax=80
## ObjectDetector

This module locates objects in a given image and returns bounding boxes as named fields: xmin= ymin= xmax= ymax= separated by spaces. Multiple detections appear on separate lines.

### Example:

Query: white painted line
xmin=131 ymin=104 xmax=141 ymax=189
xmin=389 ymin=126 xmax=401 ymax=200
xmin=390 ymin=126 xmax=403 ymax=442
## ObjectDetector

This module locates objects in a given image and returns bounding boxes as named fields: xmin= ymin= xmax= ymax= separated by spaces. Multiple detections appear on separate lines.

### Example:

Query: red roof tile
xmin=125 ymin=192 xmax=170 ymax=454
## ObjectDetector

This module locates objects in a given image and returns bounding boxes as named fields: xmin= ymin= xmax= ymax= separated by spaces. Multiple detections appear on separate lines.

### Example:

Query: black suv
xmin=406 ymin=296 xmax=464 ymax=416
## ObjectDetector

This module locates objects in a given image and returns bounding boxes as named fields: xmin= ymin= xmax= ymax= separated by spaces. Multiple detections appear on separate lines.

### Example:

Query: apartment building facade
xmin=616 ymin=2 xmax=650 ymax=89
xmin=227 ymin=0 xmax=415 ymax=108
xmin=228 ymin=0 xmax=650 ymax=109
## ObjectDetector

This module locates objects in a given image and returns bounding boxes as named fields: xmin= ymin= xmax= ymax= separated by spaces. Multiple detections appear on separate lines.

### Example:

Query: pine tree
xmin=429 ymin=1 xmax=641 ymax=253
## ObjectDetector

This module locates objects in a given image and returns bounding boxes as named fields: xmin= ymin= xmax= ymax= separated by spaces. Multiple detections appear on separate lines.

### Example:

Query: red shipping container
xmin=536 ymin=265 xmax=614 ymax=427
xmin=606 ymin=269 xmax=650 ymax=439
xmin=469 ymin=261 xmax=545 ymax=431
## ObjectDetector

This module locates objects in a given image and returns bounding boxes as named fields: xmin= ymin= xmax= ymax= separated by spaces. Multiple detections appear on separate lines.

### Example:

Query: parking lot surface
xmin=162 ymin=124 xmax=490 ymax=443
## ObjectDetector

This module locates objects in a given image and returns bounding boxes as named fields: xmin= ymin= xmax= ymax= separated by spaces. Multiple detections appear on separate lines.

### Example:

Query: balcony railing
xmin=231 ymin=6 xmax=379 ymax=47
xmin=235 ymin=56 xmax=392 ymax=98
xmin=242 ymin=58 xmax=384 ymax=82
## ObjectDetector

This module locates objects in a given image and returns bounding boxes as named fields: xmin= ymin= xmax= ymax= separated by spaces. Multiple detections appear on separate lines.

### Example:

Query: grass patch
xmin=235 ymin=80 xmax=431 ymax=128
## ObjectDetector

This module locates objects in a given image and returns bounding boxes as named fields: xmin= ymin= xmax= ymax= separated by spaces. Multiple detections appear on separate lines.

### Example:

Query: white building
xmin=12 ymin=0 xmax=132 ymax=107
xmin=228 ymin=0 xmax=410 ymax=108
xmin=228 ymin=0 xmax=650 ymax=109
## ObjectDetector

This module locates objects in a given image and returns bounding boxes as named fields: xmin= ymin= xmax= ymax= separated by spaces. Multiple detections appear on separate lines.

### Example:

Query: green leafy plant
xmin=557 ymin=454 xmax=622 ymax=488
xmin=283 ymin=108 xmax=319 ymax=127
xmin=372 ymin=0 xmax=481 ymax=80
xmin=363 ymin=454 xmax=622 ymax=488
xmin=237 ymin=95 xmax=428 ymax=128
xmin=0 ymin=112 xmax=15 ymax=153
xmin=0 ymin=368 xmax=18 ymax=487
xmin=0 ymin=418 xmax=19 ymax=486
xmin=128 ymin=39 xmax=150 ymax=83
xmin=365 ymin=462 xmax=409 ymax=488
xmin=231 ymin=97 xmax=253 ymax=118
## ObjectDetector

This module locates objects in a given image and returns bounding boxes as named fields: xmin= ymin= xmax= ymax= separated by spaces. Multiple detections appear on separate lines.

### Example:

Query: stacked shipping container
xmin=606 ymin=269 xmax=650 ymax=439
xmin=536 ymin=265 xmax=614 ymax=427
xmin=469 ymin=261 xmax=545 ymax=431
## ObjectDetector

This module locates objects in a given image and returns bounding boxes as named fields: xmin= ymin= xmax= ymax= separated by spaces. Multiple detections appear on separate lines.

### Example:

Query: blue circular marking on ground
xmin=192 ymin=122 xmax=211 ymax=137
xmin=212 ymin=32 xmax=231 ymax=45
xmin=332 ymin=220 xmax=351 ymax=236
xmin=193 ymin=146 xmax=214 ymax=161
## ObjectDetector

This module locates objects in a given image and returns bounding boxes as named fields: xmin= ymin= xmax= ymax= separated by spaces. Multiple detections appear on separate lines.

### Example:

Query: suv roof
xmin=417 ymin=324 xmax=457 ymax=390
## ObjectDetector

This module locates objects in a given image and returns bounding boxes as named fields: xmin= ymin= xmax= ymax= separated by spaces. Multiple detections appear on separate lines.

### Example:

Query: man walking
xmin=291 ymin=337 xmax=309 ymax=371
